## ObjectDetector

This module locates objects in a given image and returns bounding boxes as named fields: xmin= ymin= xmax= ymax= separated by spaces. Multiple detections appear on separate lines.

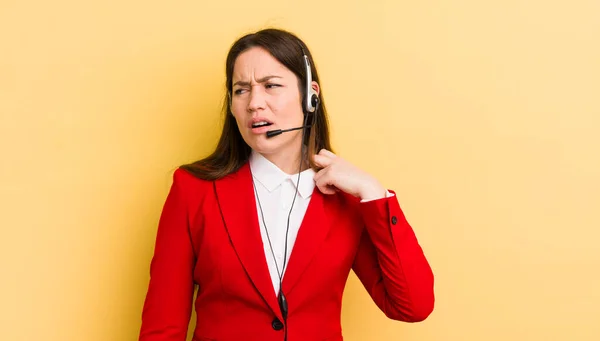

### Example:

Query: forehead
xmin=232 ymin=47 xmax=296 ymax=81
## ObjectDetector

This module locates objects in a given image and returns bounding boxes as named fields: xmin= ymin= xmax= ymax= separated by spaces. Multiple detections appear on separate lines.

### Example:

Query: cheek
xmin=231 ymin=101 xmax=243 ymax=116
xmin=231 ymin=102 xmax=245 ymax=120
xmin=272 ymin=95 xmax=303 ymax=121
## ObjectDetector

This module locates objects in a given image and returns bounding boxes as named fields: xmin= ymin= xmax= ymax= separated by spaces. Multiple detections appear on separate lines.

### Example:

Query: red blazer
xmin=139 ymin=163 xmax=434 ymax=341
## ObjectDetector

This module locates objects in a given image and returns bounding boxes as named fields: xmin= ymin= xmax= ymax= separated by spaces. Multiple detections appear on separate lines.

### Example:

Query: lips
xmin=248 ymin=117 xmax=274 ymax=129
xmin=250 ymin=125 xmax=273 ymax=134
xmin=251 ymin=121 xmax=273 ymax=128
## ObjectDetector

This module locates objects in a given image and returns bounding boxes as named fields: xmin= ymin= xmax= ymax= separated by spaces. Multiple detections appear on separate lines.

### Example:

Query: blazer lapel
xmin=214 ymin=163 xmax=282 ymax=321
xmin=282 ymin=188 xmax=333 ymax=295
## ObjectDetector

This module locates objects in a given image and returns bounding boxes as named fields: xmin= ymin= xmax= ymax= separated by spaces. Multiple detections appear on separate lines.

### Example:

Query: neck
xmin=259 ymin=148 xmax=309 ymax=175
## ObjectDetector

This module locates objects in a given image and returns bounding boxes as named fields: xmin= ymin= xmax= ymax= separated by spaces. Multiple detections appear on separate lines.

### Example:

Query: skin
xmin=230 ymin=47 xmax=386 ymax=201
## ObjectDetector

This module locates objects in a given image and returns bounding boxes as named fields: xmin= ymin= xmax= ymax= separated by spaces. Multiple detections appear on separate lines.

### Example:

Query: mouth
xmin=249 ymin=120 xmax=274 ymax=135
xmin=251 ymin=121 xmax=273 ymax=128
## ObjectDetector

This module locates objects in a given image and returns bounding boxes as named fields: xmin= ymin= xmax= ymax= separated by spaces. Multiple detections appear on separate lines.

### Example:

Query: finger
xmin=313 ymin=168 xmax=323 ymax=182
xmin=313 ymin=154 xmax=333 ymax=168
xmin=313 ymin=167 xmax=325 ymax=184
xmin=314 ymin=164 xmax=333 ymax=184
xmin=317 ymin=184 xmax=337 ymax=195
xmin=314 ymin=169 xmax=338 ymax=195
xmin=315 ymin=177 xmax=337 ymax=195
xmin=318 ymin=149 xmax=337 ymax=159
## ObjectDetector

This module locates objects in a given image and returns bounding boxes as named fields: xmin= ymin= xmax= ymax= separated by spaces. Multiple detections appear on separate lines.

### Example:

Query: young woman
xmin=139 ymin=28 xmax=434 ymax=341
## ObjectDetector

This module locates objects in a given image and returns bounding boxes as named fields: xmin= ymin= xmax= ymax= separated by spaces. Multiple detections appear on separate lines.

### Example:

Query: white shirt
xmin=249 ymin=151 xmax=316 ymax=295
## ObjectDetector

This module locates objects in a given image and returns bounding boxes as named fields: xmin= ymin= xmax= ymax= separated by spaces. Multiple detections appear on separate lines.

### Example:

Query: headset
xmin=302 ymin=50 xmax=320 ymax=114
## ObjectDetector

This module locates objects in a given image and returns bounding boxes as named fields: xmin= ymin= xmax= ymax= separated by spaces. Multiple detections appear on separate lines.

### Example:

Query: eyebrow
xmin=233 ymin=75 xmax=282 ymax=87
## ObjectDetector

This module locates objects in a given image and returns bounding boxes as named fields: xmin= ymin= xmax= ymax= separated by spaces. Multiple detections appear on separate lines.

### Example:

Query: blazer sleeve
xmin=351 ymin=190 xmax=435 ymax=322
xmin=139 ymin=169 xmax=196 ymax=340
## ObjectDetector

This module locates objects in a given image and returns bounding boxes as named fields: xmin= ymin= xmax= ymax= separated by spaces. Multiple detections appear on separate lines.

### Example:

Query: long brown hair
xmin=180 ymin=28 xmax=334 ymax=180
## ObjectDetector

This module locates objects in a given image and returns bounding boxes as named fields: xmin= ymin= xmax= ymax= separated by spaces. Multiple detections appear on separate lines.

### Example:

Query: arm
xmin=139 ymin=169 xmax=196 ymax=340
xmin=352 ymin=191 xmax=435 ymax=322
xmin=310 ymin=149 xmax=434 ymax=321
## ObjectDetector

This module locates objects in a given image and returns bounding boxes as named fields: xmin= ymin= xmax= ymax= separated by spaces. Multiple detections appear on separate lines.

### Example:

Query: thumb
xmin=312 ymin=154 xmax=332 ymax=168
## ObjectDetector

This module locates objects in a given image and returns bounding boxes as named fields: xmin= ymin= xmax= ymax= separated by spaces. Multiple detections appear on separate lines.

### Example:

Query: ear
xmin=311 ymin=81 xmax=320 ymax=96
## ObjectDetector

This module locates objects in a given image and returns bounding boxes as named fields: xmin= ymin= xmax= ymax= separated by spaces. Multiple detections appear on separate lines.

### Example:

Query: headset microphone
xmin=265 ymin=96 xmax=318 ymax=138
xmin=266 ymin=124 xmax=313 ymax=138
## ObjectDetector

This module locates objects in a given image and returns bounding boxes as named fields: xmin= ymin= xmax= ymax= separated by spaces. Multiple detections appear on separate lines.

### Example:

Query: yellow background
xmin=1 ymin=1 xmax=599 ymax=340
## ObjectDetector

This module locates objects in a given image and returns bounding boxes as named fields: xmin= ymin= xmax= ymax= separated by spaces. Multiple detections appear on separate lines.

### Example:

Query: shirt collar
xmin=249 ymin=150 xmax=316 ymax=199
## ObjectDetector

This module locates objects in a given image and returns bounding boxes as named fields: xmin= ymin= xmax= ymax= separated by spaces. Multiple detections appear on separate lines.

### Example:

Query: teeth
xmin=252 ymin=121 xmax=271 ymax=127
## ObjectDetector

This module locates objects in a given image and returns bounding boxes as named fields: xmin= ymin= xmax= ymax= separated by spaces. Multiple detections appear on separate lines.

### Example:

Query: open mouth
xmin=251 ymin=121 xmax=273 ymax=128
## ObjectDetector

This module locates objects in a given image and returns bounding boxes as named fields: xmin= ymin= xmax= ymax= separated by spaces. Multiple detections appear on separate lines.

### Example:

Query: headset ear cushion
xmin=311 ymin=94 xmax=319 ymax=109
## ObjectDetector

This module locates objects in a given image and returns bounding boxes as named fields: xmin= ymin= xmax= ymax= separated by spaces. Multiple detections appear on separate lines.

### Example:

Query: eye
xmin=233 ymin=89 xmax=247 ymax=95
xmin=266 ymin=83 xmax=281 ymax=89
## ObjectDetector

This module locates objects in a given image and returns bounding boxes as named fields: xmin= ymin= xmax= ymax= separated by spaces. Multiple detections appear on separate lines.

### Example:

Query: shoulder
xmin=170 ymin=167 xmax=208 ymax=188
xmin=168 ymin=167 xmax=215 ymax=205
xmin=172 ymin=167 xmax=211 ymax=186
xmin=171 ymin=163 xmax=250 ymax=195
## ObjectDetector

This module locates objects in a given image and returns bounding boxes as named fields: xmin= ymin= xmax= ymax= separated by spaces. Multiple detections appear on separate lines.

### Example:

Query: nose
xmin=247 ymin=87 xmax=266 ymax=112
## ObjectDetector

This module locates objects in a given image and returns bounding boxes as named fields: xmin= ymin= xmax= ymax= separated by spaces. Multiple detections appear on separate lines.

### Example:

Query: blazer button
xmin=272 ymin=317 xmax=284 ymax=331
xmin=391 ymin=216 xmax=398 ymax=225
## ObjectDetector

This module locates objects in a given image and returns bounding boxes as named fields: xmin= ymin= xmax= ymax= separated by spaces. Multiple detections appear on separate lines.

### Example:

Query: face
xmin=230 ymin=47 xmax=317 ymax=158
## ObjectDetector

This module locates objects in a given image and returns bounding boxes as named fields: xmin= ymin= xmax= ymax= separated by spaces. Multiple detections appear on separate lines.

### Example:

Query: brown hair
xmin=180 ymin=28 xmax=334 ymax=180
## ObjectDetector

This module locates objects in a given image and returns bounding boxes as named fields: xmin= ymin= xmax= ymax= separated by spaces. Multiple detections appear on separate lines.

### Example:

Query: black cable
xmin=252 ymin=104 xmax=314 ymax=341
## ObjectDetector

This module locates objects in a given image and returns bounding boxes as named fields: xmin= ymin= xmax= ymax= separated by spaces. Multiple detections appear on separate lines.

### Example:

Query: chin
xmin=242 ymin=131 xmax=302 ymax=155
xmin=250 ymin=140 xmax=282 ymax=155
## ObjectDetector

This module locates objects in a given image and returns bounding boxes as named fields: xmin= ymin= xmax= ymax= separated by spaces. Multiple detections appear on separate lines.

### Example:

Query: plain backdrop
xmin=1 ymin=1 xmax=599 ymax=340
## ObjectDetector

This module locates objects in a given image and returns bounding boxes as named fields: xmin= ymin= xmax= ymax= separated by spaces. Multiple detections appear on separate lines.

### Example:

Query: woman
xmin=139 ymin=28 xmax=434 ymax=341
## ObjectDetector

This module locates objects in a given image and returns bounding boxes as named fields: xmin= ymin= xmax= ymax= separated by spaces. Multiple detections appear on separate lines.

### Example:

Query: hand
xmin=312 ymin=149 xmax=387 ymax=201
